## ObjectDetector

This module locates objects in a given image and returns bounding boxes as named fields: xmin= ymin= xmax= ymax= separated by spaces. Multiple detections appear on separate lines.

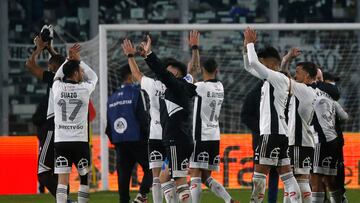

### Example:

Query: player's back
xmin=193 ymin=80 xmax=224 ymax=141
xmin=53 ymin=81 xmax=92 ymax=143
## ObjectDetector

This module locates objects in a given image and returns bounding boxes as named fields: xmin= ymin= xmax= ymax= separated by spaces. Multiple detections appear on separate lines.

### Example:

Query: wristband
xmin=127 ymin=53 xmax=134 ymax=58
xmin=191 ymin=45 xmax=199 ymax=50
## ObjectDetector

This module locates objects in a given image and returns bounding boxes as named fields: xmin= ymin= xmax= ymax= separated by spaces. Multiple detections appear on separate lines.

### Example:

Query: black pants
xmin=336 ymin=140 xmax=346 ymax=196
xmin=115 ymin=141 xmax=152 ymax=203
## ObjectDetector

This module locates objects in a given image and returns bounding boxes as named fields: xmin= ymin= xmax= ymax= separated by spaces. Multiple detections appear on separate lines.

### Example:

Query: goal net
xmin=75 ymin=24 xmax=360 ymax=191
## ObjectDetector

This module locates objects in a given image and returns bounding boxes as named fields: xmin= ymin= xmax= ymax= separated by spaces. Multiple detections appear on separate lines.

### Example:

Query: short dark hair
xmin=119 ymin=64 xmax=132 ymax=81
xmin=203 ymin=58 xmax=218 ymax=73
xmin=63 ymin=60 xmax=80 ymax=78
xmin=257 ymin=46 xmax=281 ymax=61
xmin=163 ymin=58 xmax=187 ymax=77
xmin=323 ymin=72 xmax=340 ymax=82
xmin=296 ymin=62 xmax=318 ymax=79
xmin=49 ymin=54 xmax=66 ymax=66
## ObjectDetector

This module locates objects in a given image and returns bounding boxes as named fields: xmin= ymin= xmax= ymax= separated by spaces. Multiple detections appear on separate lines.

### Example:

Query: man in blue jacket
xmin=106 ymin=64 xmax=152 ymax=203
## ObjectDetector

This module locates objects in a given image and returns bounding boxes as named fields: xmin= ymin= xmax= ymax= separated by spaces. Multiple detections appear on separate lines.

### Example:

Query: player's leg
xmin=323 ymin=139 xmax=342 ymax=203
xmin=251 ymin=134 xmax=272 ymax=203
xmin=311 ymin=143 xmax=325 ymax=203
xmin=116 ymin=143 xmax=136 ymax=203
xmin=75 ymin=142 xmax=91 ymax=203
xmin=291 ymin=146 xmax=313 ymax=203
xmin=337 ymin=140 xmax=348 ymax=202
xmin=148 ymin=139 xmax=166 ymax=203
xmin=54 ymin=142 xmax=72 ymax=203
xmin=134 ymin=141 xmax=153 ymax=203
xmin=267 ymin=167 xmax=279 ymax=203
xmin=37 ymin=125 xmax=58 ymax=197
xmin=276 ymin=135 xmax=301 ymax=203
xmin=168 ymin=141 xmax=193 ymax=203
xmin=189 ymin=140 xmax=204 ymax=203
xmin=160 ymin=162 xmax=177 ymax=203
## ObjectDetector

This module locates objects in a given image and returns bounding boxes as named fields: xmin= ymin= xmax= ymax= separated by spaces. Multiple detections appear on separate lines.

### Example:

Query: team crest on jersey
xmin=114 ymin=117 xmax=127 ymax=134
xmin=181 ymin=158 xmax=189 ymax=170
xmin=322 ymin=156 xmax=332 ymax=168
xmin=197 ymin=152 xmax=209 ymax=163
xmin=56 ymin=156 xmax=69 ymax=167
xmin=150 ymin=150 xmax=163 ymax=162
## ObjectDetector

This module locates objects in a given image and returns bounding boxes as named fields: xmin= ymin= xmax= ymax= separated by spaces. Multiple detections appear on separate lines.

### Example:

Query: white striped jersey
xmin=312 ymin=90 xmax=338 ymax=143
xmin=287 ymin=82 xmax=317 ymax=147
xmin=140 ymin=76 xmax=166 ymax=140
xmin=193 ymin=80 xmax=224 ymax=141
xmin=53 ymin=61 xmax=98 ymax=143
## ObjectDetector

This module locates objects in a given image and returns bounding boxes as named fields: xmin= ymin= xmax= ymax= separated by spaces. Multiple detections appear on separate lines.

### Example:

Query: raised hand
xmin=243 ymin=27 xmax=257 ymax=45
xmin=68 ymin=43 xmax=81 ymax=61
xmin=142 ymin=35 xmax=152 ymax=55
xmin=189 ymin=30 xmax=200 ymax=47
xmin=34 ymin=36 xmax=47 ymax=51
xmin=121 ymin=39 xmax=136 ymax=56
xmin=284 ymin=47 xmax=302 ymax=60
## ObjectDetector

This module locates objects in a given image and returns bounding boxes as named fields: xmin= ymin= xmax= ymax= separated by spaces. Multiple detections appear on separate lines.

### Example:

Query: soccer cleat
xmin=132 ymin=193 xmax=148 ymax=203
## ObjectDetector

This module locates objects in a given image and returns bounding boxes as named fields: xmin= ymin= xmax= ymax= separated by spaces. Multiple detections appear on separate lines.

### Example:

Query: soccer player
xmin=121 ymin=30 xmax=201 ymax=203
xmin=52 ymin=44 xmax=98 ymax=203
xmin=189 ymin=58 xmax=237 ymax=203
xmin=139 ymin=35 xmax=197 ymax=203
xmin=25 ymin=36 xmax=66 ymax=198
xmin=106 ymin=64 xmax=152 ymax=203
xmin=243 ymin=27 xmax=302 ymax=203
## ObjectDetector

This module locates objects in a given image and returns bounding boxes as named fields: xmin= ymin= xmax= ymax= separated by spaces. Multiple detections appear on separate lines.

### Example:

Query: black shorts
xmin=254 ymin=134 xmax=290 ymax=166
xmin=289 ymin=146 xmax=314 ymax=175
xmin=148 ymin=139 xmax=166 ymax=169
xmin=54 ymin=142 xmax=90 ymax=176
xmin=38 ymin=119 xmax=55 ymax=174
xmin=166 ymin=140 xmax=194 ymax=178
xmin=189 ymin=140 xmax=220 ymax=171
xmin=313 ymin=138 xmax=341 ymax=176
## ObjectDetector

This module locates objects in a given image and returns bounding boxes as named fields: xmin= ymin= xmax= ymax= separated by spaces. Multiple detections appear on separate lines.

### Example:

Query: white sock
xmin=312 ymin=192 xmax=325 ymax=203
xmin=206 ymin=177 xmax=232 ymax=203
xmin=56 ymin=184 xmax=68 ymax=203
xmin=280 ymin=172 xmax=301 ymax=203
xmin=250 ymin=172 xmax=266 ymax=203
xmin=161 ymin=181 xmax=177 ymax=203
xmin=329 ymin=190 xmax=342 ymax=203
xmin=283 ymin=183 xmax=291 ymax=203
xmin=78 ymin=184 xmax=89 ymax=203
xmin=298 ymin=179 xmax=312 ymax=203
xmin=190 ymin=177 xmax=202 ymax=203
xmin=177 ymin=184 xmax=192 ymax=203
xmin=152 ymin=177 xmax=163 ymax=203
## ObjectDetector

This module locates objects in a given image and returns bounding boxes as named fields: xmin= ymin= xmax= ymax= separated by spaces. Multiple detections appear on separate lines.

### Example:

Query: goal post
xmin=98 ymin=23 xmax=360 ymax=191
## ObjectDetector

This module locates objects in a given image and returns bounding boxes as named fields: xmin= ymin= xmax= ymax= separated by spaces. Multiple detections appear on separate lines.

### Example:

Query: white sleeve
xmin=334 ymin=101 xmax=349 ymax=120
xmin=247 ymin=43 xmax=289 ymax=90
xmin=81 ymin=61 xmax=98 ymax=93
xmin=54 ymin=60 xmax=68 ymax=81
xmin=140 ymin=76 xmax=155 ymax=93
xmin=243 ymin=53 xmax=261 ymax=78
xmin=291 ymin=80 xmax=315 ymax=101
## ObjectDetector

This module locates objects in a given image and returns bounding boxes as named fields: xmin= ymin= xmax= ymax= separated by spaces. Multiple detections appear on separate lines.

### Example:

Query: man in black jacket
xmin=135 ymin=36 xmax=196 ymax=203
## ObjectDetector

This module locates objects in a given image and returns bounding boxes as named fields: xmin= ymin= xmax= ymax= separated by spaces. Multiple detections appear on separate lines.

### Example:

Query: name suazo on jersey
xmin=192 ymin=80 xmax=224 ymax=141
xmin=140 ymin=76 xmax=166 ymax=140
xmin=52 ymin=61 xmax=98 ymax=143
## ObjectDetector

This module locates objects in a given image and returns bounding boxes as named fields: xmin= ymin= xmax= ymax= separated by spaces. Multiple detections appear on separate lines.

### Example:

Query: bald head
xmin=316 ymin=68 xmax=323 ymax=82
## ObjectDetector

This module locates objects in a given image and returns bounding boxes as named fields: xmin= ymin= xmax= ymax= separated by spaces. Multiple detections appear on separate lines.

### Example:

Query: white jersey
xmin=287 ymin=82 xmax=318 ymax=147
xmin=192 ymin=80 xmax=224 ymax=141
xmin=53 ymin=61 xmax=98 ymax=143
xmin=312 ymin=90 xmax=337 ymax=143
xmin=140 ymin=76 xmax=166 ymax=140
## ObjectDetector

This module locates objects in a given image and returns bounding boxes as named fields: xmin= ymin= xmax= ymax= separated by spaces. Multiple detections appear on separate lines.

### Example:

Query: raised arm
xmin=54 ymin=43 xmax=81 ymax=81
xmin=121 ymin=39 xmax=143 ymax=82
xmin=187 ymin=30 xmax=201 ymax=81
xmin=25 ymin=36 xmax=48 ymax=80
xmin=242 ymin=44 xmax=261 ymax=78
xmin=281 ymin=47 xmax=302 ymax=76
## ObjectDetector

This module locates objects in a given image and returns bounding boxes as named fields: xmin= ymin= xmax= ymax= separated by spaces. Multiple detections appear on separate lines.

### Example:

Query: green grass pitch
xmin=1 ymin=189 xmax=360 ymax=203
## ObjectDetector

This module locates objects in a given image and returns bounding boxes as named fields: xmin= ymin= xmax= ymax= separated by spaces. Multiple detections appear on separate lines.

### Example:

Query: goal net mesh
xmin=74 ymin=27 xmax=360 ymax=191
